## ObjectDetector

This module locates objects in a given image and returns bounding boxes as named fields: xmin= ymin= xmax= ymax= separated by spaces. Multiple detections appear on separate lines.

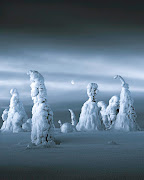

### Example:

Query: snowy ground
xmin=1 ymin=129 xmax=144 ymax=179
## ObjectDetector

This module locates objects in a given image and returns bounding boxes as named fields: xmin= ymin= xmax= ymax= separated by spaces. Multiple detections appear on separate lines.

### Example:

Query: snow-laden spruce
xmin=1 ymin=109 xmax=9 ymax=131
xmin=27 ymin=70 xmax=55 ymax=146
xmin=1 ymin=88 xmax=28 ymax=133
xmin=97 ymin=101 xmax=109 ymax=129
xmin=76 ymin=83 xmax=105 ymax=131
xmin=106 ymin=95 xmax=119 ymax=128
xmin=113 ymin=75 xmax=139 ymax=131
xmin=58 ymin=109 xmax=77 ymax=133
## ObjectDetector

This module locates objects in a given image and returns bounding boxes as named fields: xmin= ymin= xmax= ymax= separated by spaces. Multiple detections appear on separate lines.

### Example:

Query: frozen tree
xmin=76 ymin=83 xmax=104 ymax=131
xmin=58 ymin=109 xmax=77 ymax=133
xmin=97 ymin=101 xmax=109 ymax=129
xmin=68 ymin=109 xmax=77 ymax=126
xmin=113 ymin=75 xmax=139 ymax=131
xmin=22 ymin=118 xmax=32 ymax=132
xmin=27 ymin=70 xmax=55 ymax=146
xmin=106 ymin=95 xmax=119 ymax=128
xmin=1 ymin=109 xmax=9 ymax=131
xmin=1 ymin=88 xmax=28 ymax=133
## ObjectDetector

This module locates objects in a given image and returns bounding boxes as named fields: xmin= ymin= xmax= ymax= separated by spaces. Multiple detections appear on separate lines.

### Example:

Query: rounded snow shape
xmin=109 ymin=96 xmax=119 ymax=105
xmin=2 ymin=109 xmax=9 ymax=121
xmin=60 ymin=123 xmax=73 ymax=133
xmin=97 ymin=101 xmax=107 ymax=109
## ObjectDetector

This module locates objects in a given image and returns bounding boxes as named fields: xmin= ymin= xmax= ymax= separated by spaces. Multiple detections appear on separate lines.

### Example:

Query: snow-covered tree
xmin=76 ymin=83 xmax=104 ymax=131
xmin=27 ymin=70 xmax=55 ymax=146
xmin=58 ymin=109 xmax=77 ymax=133
xmin=113 ymin=75 xmax=139 ymax=131
xmin=68 ymin=109 xmax=77 ymax=126
xmin=1 ymin=109 xmax=9 ymax=131
xmin=1 ymin=88 xmax=28 ymax=133
xmin=106 ymin=95 xmax=119 ymax=128
xmin=97 ymin=101 xmax=109 ymax=129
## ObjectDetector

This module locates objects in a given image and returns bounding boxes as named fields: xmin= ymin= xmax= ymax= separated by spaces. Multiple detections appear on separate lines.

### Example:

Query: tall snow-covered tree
xmin=113 ymin=75 xmax=139 ymax=131
xmin=76 ymin=83 xmax=104 ymax=131
xmin=1 ymin=88 xmax=28 ymax=133
xmin=27 ymin=70 xmax=55 ymax=146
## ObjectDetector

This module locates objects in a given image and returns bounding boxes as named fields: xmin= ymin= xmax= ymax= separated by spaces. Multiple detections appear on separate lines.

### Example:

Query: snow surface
xmin=1 ymin=130 xmax=144 ymax=179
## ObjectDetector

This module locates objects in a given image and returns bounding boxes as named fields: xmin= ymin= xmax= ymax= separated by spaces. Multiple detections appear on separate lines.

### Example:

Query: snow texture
xmin=22 ymin=118 xmax=32 ymax=132
xmin=68 ymin=109 xmax=77 ymax=126
xmin=114 ymin=75 xmax=139 ymax=131
xmin=58 ymin=120 xmax=73 ymax=133
xmin=1 ymin=109 xmax=9 ymax=131
xmin=97 ymin=101 xmax=109 ymax=129
xmin=27 ymin=70 xmax=55 ymax=146
xmin=58 ymin=109 xmax=77 ymax=133
xmin=1 ymin=88 xmax=28 ymax=133
xmin=76 ymin=83 xmax=104 ymax=131
xmin=106 ymin=95 xmax=119 ymax=128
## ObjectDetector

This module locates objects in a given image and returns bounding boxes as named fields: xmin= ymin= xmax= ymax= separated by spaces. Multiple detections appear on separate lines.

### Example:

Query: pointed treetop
xmin=114 ymin=75 xmax=129 ymax=89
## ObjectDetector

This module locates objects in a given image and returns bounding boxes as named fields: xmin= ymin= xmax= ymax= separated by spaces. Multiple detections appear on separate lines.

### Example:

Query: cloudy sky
xmin=0 ymin=0 xmax=144 ymax=104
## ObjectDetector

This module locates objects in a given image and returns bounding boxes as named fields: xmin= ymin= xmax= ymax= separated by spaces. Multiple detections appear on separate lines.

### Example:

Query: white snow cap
xmin=76 ymin=83 xmax=105 ymax=131
xmin=87 ymin=83 xmax=98 ymax=102
xmin=28 ymin=70 xmax=55 ymax=146
xmin=109 ymin=96 xmax=119 ymax=106
xmin=1 ymin=88 xmax=28 ymax=133
xmin=114 ymin=75 xmax=139 ymax=131
xmin=114 ymin=75 xmax=129 ymax=89
xmin=97 ymin=101 xmax=107 ymax=109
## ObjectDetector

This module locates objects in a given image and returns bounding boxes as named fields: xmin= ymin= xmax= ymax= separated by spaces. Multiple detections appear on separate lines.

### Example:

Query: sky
xmin=0 ymin=0 xmax=144 ymax=105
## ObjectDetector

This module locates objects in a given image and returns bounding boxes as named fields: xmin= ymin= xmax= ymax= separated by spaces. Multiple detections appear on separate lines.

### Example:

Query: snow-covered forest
xmin=1 ymin=1 xmax=144 ymax=179
xmin=0 ymin=71 xmax=141 ymax=142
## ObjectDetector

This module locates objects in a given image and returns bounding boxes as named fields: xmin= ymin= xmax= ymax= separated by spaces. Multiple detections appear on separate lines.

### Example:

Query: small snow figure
xmin=27 ymin=70 xmax=55 ymax=146
xmin=114 ymin=75 xmax=139 ymax=131
xmin=76 ymin=83 xmax=104 ymax=131
xmin=58 ymin=109 xmax=77 ymax=133
xmin=1 ymin=88 xmax=28 ymax=133
xmin=1 ymin=109 xmax=9 ymax=131
xmin=106 ymin=95 xmax=119 ymax=127
xmin=58 ymin=120 xmax=73 ymax=133
xmin=97 ymin=101 xmax=109 ymax=129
